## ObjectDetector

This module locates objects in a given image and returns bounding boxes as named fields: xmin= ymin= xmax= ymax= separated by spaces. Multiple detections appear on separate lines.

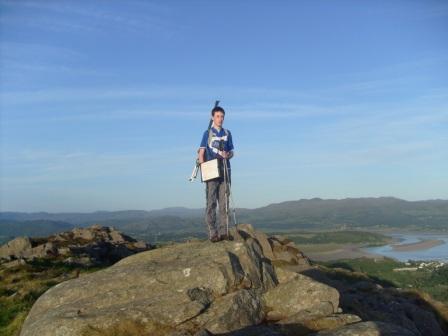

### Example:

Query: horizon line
xmin=1 ymin=195 xmax=447 ymax=214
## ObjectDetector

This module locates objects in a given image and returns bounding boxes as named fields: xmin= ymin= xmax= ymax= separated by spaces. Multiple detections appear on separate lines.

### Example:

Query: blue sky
xmin=0 ymin=0 xmax=447 ymax=212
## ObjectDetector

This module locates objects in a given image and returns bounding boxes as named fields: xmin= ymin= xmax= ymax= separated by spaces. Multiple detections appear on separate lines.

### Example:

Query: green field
xmin=317 ymin=257 xmax=448 ymax=305
xmin=0 ymin=259 xmax=106 ymax=336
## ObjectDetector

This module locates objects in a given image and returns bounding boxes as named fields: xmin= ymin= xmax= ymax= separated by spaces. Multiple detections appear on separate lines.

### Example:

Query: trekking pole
xmin=224 ymin=155 xmax=237 ymax=227
xmin=219 ymin=140 xmax=230 ymax=237
xmin=227 ymin=167 xmax=237 ymax=228
xmin=189 ymin=159 xmax=200 ymax=182
xmin=224 ymin=157 xmax=230 ymax=236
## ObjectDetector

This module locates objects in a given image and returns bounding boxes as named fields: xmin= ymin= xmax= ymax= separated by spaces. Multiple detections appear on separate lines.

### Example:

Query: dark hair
xmin=211 ymin=106 xmax=225 ymax=116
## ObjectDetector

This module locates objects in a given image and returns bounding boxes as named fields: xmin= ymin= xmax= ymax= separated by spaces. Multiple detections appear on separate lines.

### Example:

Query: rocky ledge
xmin=0 ymin=224 xmax=152 ymax=266
xmin=18 ymin=224 xmax=446 ymax=336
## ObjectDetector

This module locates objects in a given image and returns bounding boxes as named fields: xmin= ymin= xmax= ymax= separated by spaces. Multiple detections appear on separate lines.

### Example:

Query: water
xmin=362 ymin=232 xmax=448 ymax=262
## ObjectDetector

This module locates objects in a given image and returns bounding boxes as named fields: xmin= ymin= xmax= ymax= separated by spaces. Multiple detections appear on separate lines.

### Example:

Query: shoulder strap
xmin=208 ymin=128 xmax=213 ymax=146
xmin=208 ymin=128 xmax=229 ymax=147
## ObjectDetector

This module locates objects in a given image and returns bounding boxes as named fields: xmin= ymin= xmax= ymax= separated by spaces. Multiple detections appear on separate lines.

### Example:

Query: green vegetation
xmin=0 ymin=258 xmax=106 ymax=336
xmin=131 ymin=229 xmax=393 ymax=248
xmin=317 ymin=257 xmax=448 ymax=305
xmin=129 ymin=230 xmax=207 ymax=245
xmin=267 ymin=230 xmax=392 ymax=247
xmin=242 ymin=197 xmax=448 ymax=231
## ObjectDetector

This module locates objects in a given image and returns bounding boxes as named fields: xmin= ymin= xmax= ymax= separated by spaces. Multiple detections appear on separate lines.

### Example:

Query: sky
xmin=0 ymin=0 xmax=447 ymax=212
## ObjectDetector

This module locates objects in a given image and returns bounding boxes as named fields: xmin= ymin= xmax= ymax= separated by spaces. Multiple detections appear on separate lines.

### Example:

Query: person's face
xmin=213 ymin=111 xmax=224 ymax=127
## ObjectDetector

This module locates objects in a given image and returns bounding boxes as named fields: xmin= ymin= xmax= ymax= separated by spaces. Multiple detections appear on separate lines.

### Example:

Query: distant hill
xmin=238 ymin=197 xmax=448 ymax=231
xmin=1 ymin=197 xmax=447 ymax=242
xmin=0 ymin=207 xmax=202 ymax=224
xmin=0 ymin=219 xmax=75 ymax=244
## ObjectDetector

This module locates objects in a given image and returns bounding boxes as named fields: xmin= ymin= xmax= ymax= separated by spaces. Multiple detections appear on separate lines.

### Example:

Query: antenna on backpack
xmin=208 ymin=100 xmax=219 ymax=128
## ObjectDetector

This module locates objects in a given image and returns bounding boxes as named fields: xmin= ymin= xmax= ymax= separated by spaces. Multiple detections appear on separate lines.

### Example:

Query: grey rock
xmin=20 ymin=230 xmax=278 ymax=336
xmin=226 ymin=324 xmax=286 ymax=336
xmin=0 ymin=236 xmax=32 ymax=260
xmin=340 ymin=287 xmax=445 ymax=336
xmin=274 ymin=266 xmax=300 ymax=284
xmin=0 ymin=224 xmax=152 ymax=265
xmin=231 ymin=223 xmax=276 ymax=261
xmin=310 ymin=320 xmax=417 ymax=335
xmin=276 ymin=302 xmax=340 ymax=325
xmin=193 ymin=329 xmax=213 ymax=336
xmin=263 ymin=273 xmax=340 ymax=321
xmin=183 ymin=289 xmax=264 ymax=334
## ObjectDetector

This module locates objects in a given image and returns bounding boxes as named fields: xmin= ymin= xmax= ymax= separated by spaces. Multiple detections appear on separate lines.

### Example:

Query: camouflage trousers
xmin=205 ymin=178 xmax=230 ymax=239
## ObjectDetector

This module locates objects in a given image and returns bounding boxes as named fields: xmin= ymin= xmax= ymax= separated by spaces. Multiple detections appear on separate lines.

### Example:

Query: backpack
xmin=205 ymin=128 xmax=229 ymax=175
xmin=207 ymin=127 xmax=229 ymax=149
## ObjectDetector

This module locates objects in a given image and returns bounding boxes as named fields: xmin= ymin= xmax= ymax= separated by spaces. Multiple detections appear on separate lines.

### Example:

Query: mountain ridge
xmin=1 ymin=197 xmax=447 ymax=242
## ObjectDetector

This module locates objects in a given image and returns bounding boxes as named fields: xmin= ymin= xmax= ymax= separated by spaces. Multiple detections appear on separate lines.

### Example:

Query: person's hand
xmin=220 ymin=151 xmax=228 ymax=159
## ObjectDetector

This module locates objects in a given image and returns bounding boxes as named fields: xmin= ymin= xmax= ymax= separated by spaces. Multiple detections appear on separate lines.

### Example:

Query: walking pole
xmin=223 ymin=155 xmax=237 ymax=228
xmin=219 ymin=140 xmax=230 ymax=237
xmin=224 ymin=156 xmax=230 ymax=236
xmin=227 ymin=162 xmax=237 ymax=228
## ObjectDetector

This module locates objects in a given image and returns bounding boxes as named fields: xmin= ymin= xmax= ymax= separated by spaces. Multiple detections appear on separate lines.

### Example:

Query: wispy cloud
xmin=1 ymin=59 xmax=105 ymax=78
xmin=2 ymin=51 xmax=447 ymax=105
xmin=234 ymin=93 xmax=448 ymax=170
xmin=0 ymin=41 xmax=85 ymax=61
xmin=0 ymin=41 xmax=110 ymax=88
xmin=0 ymin=0 xmax=182 ymax=36
xmin=1 ymin=147 xmax=192 ymax=187
xmin=356 ymin=2 xmax=448 ymax=20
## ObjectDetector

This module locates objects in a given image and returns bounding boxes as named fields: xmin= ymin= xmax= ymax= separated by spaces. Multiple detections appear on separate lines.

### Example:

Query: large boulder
xmin=262 ymin=273 xmax=340 ymax=321
xmin=19 ymin=226 xmax=279 ymax=336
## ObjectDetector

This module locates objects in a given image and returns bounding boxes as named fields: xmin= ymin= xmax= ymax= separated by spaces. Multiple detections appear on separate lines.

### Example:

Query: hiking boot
xmin=219 ymin=234 xmax=233 ymax=241
xmin=210 ymin=235 xmax=220 ymax=243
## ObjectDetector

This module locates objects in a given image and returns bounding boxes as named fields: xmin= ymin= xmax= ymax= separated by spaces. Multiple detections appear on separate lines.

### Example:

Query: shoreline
xmin=391 ymin=239 xmax=445 ymax=252
xmin=301 ymin=238 xmax=447 ymax=262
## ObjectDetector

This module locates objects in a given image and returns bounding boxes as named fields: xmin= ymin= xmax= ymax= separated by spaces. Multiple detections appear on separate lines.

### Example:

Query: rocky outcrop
xmin=19 ymin=224 xmax=346 ymax=336
xmin=298 ymin=265 xmax=447 ymax=336
xmin=337 ymin=282 xmax=446 ymax=336
xmin=19 ymin=225 xmax=273 ymax=335
xmin=235 ymin=224 xmax=311 ymax=272
xmin=310 ymin=320 xmax=417 ymax=335
xmin=0 ymin=224 xmax=152 ymax=266
xmin=18 ymin=224 xmax=446 ymax=336
xmin=0 ymin=236 xmax=33 ymax=260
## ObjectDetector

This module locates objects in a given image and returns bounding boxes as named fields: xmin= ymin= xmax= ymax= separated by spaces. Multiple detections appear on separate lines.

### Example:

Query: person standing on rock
xmin=198 ymin=105 xmax=234 ymax=242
